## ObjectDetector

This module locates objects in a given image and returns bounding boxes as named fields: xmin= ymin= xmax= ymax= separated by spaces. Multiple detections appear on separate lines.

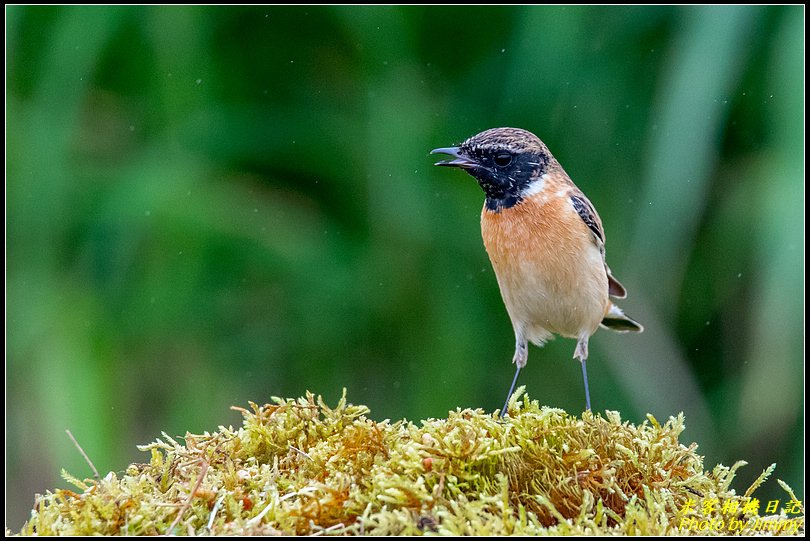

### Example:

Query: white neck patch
xmin=520 ymin=173 xmax=549 ymax=199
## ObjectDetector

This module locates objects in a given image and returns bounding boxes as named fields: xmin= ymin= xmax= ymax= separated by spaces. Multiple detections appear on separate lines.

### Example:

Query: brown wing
xmin=570 ymin=193 xmax=627 ymax=299
xmin=606 ymin=267 xmax=627 ymax=298
xmin=569 ymin=193 xmax=604 ymax=243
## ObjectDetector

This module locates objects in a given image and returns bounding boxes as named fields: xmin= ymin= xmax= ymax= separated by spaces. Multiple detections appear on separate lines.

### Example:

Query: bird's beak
xmin=430 ymin=147 xmax=477 ymax=168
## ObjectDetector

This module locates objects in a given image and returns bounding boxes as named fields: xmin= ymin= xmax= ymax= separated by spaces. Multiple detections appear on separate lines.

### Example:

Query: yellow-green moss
xmin=14 ymin=389 xmax=804 ymax=535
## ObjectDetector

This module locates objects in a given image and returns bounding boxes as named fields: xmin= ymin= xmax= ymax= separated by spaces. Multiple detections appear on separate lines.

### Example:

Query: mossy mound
xmin=16 ymin=389 xmax=801 ymax=535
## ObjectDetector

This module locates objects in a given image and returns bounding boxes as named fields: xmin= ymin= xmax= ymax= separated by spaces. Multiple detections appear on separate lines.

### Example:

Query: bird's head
xmin=431 ymin=127 xmax=553 ymax=212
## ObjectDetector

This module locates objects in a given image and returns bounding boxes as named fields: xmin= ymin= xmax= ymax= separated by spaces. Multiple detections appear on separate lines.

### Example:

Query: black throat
xmin=466 ymin=151 xmax=549 ymax=213
xmin=484 ymin=194 xmax=522 ymax=212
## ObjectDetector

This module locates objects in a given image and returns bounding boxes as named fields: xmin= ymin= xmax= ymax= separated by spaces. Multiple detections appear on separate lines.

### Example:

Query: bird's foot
xmin=512 ymin=340 xmax=528 ymax=368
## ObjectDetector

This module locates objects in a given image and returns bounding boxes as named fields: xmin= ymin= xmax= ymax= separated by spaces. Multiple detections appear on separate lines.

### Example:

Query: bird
xmin=431 ymin=127 xmax=642 ymax=416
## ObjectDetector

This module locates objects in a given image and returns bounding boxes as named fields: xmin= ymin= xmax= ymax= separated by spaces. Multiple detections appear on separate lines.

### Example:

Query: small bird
xmin=431 ymin=127 xmax=642 ymax=416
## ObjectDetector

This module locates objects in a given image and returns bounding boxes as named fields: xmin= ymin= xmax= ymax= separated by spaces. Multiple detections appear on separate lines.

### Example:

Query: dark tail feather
xmin=601 ymin=303 xmax=643 ymax=333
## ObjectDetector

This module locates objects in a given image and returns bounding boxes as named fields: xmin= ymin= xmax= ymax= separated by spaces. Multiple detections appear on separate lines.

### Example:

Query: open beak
xmin=430 ymin=147 xmax=478 ymax=168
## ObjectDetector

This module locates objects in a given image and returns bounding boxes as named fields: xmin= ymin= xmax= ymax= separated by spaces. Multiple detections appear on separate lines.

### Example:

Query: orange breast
xmin=480 ymin=194 xmax=609 ymax=342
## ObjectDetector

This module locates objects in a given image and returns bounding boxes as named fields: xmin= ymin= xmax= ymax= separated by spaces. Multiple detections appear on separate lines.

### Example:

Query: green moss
xmin=14 ymin=389 xmax=804 ymax=535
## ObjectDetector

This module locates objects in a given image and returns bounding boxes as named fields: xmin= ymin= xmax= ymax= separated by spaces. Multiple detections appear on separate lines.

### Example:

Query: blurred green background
xmin=6 ymin=5 xmax=803 ymax=529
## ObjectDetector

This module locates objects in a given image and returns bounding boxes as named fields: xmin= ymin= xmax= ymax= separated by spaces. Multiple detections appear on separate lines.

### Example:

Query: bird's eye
xmin=493 ymin=152 xmax=513 ymax=167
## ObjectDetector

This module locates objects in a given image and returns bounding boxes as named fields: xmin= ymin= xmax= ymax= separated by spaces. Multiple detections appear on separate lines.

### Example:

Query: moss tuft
xmin=15 ymin=389 xmax=803 ymax=535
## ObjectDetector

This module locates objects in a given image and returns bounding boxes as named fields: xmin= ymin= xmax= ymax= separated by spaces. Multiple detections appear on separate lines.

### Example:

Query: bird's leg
xmin=574 ymin=337 xmax=591 ymax=412
xmin=500 ymin=331 xmax=528 ymax=418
